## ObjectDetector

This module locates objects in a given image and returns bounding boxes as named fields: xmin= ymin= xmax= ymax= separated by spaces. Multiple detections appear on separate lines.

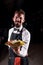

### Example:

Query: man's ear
xmin=22 ymin=19 xmax=25 ymax=23
xmin=12 ymin=17 xmax=15 ymax=22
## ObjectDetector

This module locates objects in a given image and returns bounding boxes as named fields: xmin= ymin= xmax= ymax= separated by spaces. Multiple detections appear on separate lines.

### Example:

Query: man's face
xmin=13 ymin=13 xmax=25 ymax=27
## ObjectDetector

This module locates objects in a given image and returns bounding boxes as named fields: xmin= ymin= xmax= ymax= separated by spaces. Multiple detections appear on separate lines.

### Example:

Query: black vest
xmin=10 ymin=29 xmax=23 ymax=40
xmin=9 ymin=28 xmax=23 ymax=57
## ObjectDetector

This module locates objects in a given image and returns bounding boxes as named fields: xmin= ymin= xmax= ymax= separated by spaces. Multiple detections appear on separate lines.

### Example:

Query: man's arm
xmin=19 ymin=30 xmax=31 ymax=57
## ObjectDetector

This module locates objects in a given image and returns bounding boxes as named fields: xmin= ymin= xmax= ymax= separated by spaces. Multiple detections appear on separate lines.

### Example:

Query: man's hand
xmin=13 ymin=46 xmax=20 ymax=54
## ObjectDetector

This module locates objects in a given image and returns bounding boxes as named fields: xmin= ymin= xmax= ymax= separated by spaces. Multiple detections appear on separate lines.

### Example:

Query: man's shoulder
xmin=23 ymin=27 xmax=30 ymax=35
xmin=9 ymin=27 xmax=14 ymax=32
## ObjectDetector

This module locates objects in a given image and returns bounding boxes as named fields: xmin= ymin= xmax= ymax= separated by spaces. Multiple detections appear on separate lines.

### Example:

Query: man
xmin=8 ymin=9 xmax=31 ymax=65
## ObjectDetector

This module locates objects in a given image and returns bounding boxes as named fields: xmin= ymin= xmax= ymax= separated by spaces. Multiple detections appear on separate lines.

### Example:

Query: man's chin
xmin=15 ymin=24 xmax=20 ymax=27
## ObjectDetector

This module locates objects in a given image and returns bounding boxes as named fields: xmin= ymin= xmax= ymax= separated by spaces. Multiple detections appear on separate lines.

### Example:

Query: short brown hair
xmin=15 ymin=9 xmax=25 ymax=16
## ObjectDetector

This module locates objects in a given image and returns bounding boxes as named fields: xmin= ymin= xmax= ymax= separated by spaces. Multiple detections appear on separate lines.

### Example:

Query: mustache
xmin=16 ymin=21 xmax=21 ymax=23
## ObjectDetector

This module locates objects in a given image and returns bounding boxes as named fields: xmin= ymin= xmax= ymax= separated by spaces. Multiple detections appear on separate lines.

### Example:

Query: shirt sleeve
xmin=8 ymin=28 xmax=13 ymax=41
xmin=19 ymin=30 xmax=31 ymax=57
xmin=8 ymin=28 xmax=13 ymax=48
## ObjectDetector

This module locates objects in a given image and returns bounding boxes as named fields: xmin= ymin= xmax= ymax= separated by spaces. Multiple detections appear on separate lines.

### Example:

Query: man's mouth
xmin=16 ymin=21 xmax=21 ymax=23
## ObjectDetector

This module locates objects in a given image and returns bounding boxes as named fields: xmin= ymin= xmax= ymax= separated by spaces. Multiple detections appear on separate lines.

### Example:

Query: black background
xmin=0 ymin=0 xmax=43 ymax=44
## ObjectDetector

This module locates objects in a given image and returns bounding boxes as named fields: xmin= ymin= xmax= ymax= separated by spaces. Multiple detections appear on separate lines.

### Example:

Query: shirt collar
xmin=14 ymin=25 xmax=23 ymax=31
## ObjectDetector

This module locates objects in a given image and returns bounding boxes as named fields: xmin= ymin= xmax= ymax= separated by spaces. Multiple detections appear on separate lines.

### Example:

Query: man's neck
xmin=14 ymin=25 xmax=23 ymax=31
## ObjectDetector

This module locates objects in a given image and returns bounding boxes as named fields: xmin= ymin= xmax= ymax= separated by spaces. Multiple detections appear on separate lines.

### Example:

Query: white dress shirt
xmin=8 ymin=25 xmax=31 ymax=57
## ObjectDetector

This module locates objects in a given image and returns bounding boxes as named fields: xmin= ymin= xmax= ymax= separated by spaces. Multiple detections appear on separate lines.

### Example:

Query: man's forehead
xmin=14 ymin=13 xmax=24 ymax=17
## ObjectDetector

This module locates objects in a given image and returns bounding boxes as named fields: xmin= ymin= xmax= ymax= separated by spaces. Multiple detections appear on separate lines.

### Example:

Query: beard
xmin=15 ymin=22 xmax=21 ymax=27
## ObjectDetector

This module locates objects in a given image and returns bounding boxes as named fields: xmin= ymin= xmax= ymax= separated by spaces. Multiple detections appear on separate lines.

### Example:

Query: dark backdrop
xmin=0 ymin=0 xmax=43 ymax=44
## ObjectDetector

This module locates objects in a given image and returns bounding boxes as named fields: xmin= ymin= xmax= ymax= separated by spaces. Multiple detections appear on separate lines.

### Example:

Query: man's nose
xmin=17 ymin=18 xmax=20 ymax=21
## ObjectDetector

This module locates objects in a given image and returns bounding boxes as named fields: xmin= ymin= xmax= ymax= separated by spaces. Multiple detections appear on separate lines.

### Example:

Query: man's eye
xmin=20 ymin=17 xmax=22 ymax=19
xmin=16 ymin=17 xmax=18 ymax=19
